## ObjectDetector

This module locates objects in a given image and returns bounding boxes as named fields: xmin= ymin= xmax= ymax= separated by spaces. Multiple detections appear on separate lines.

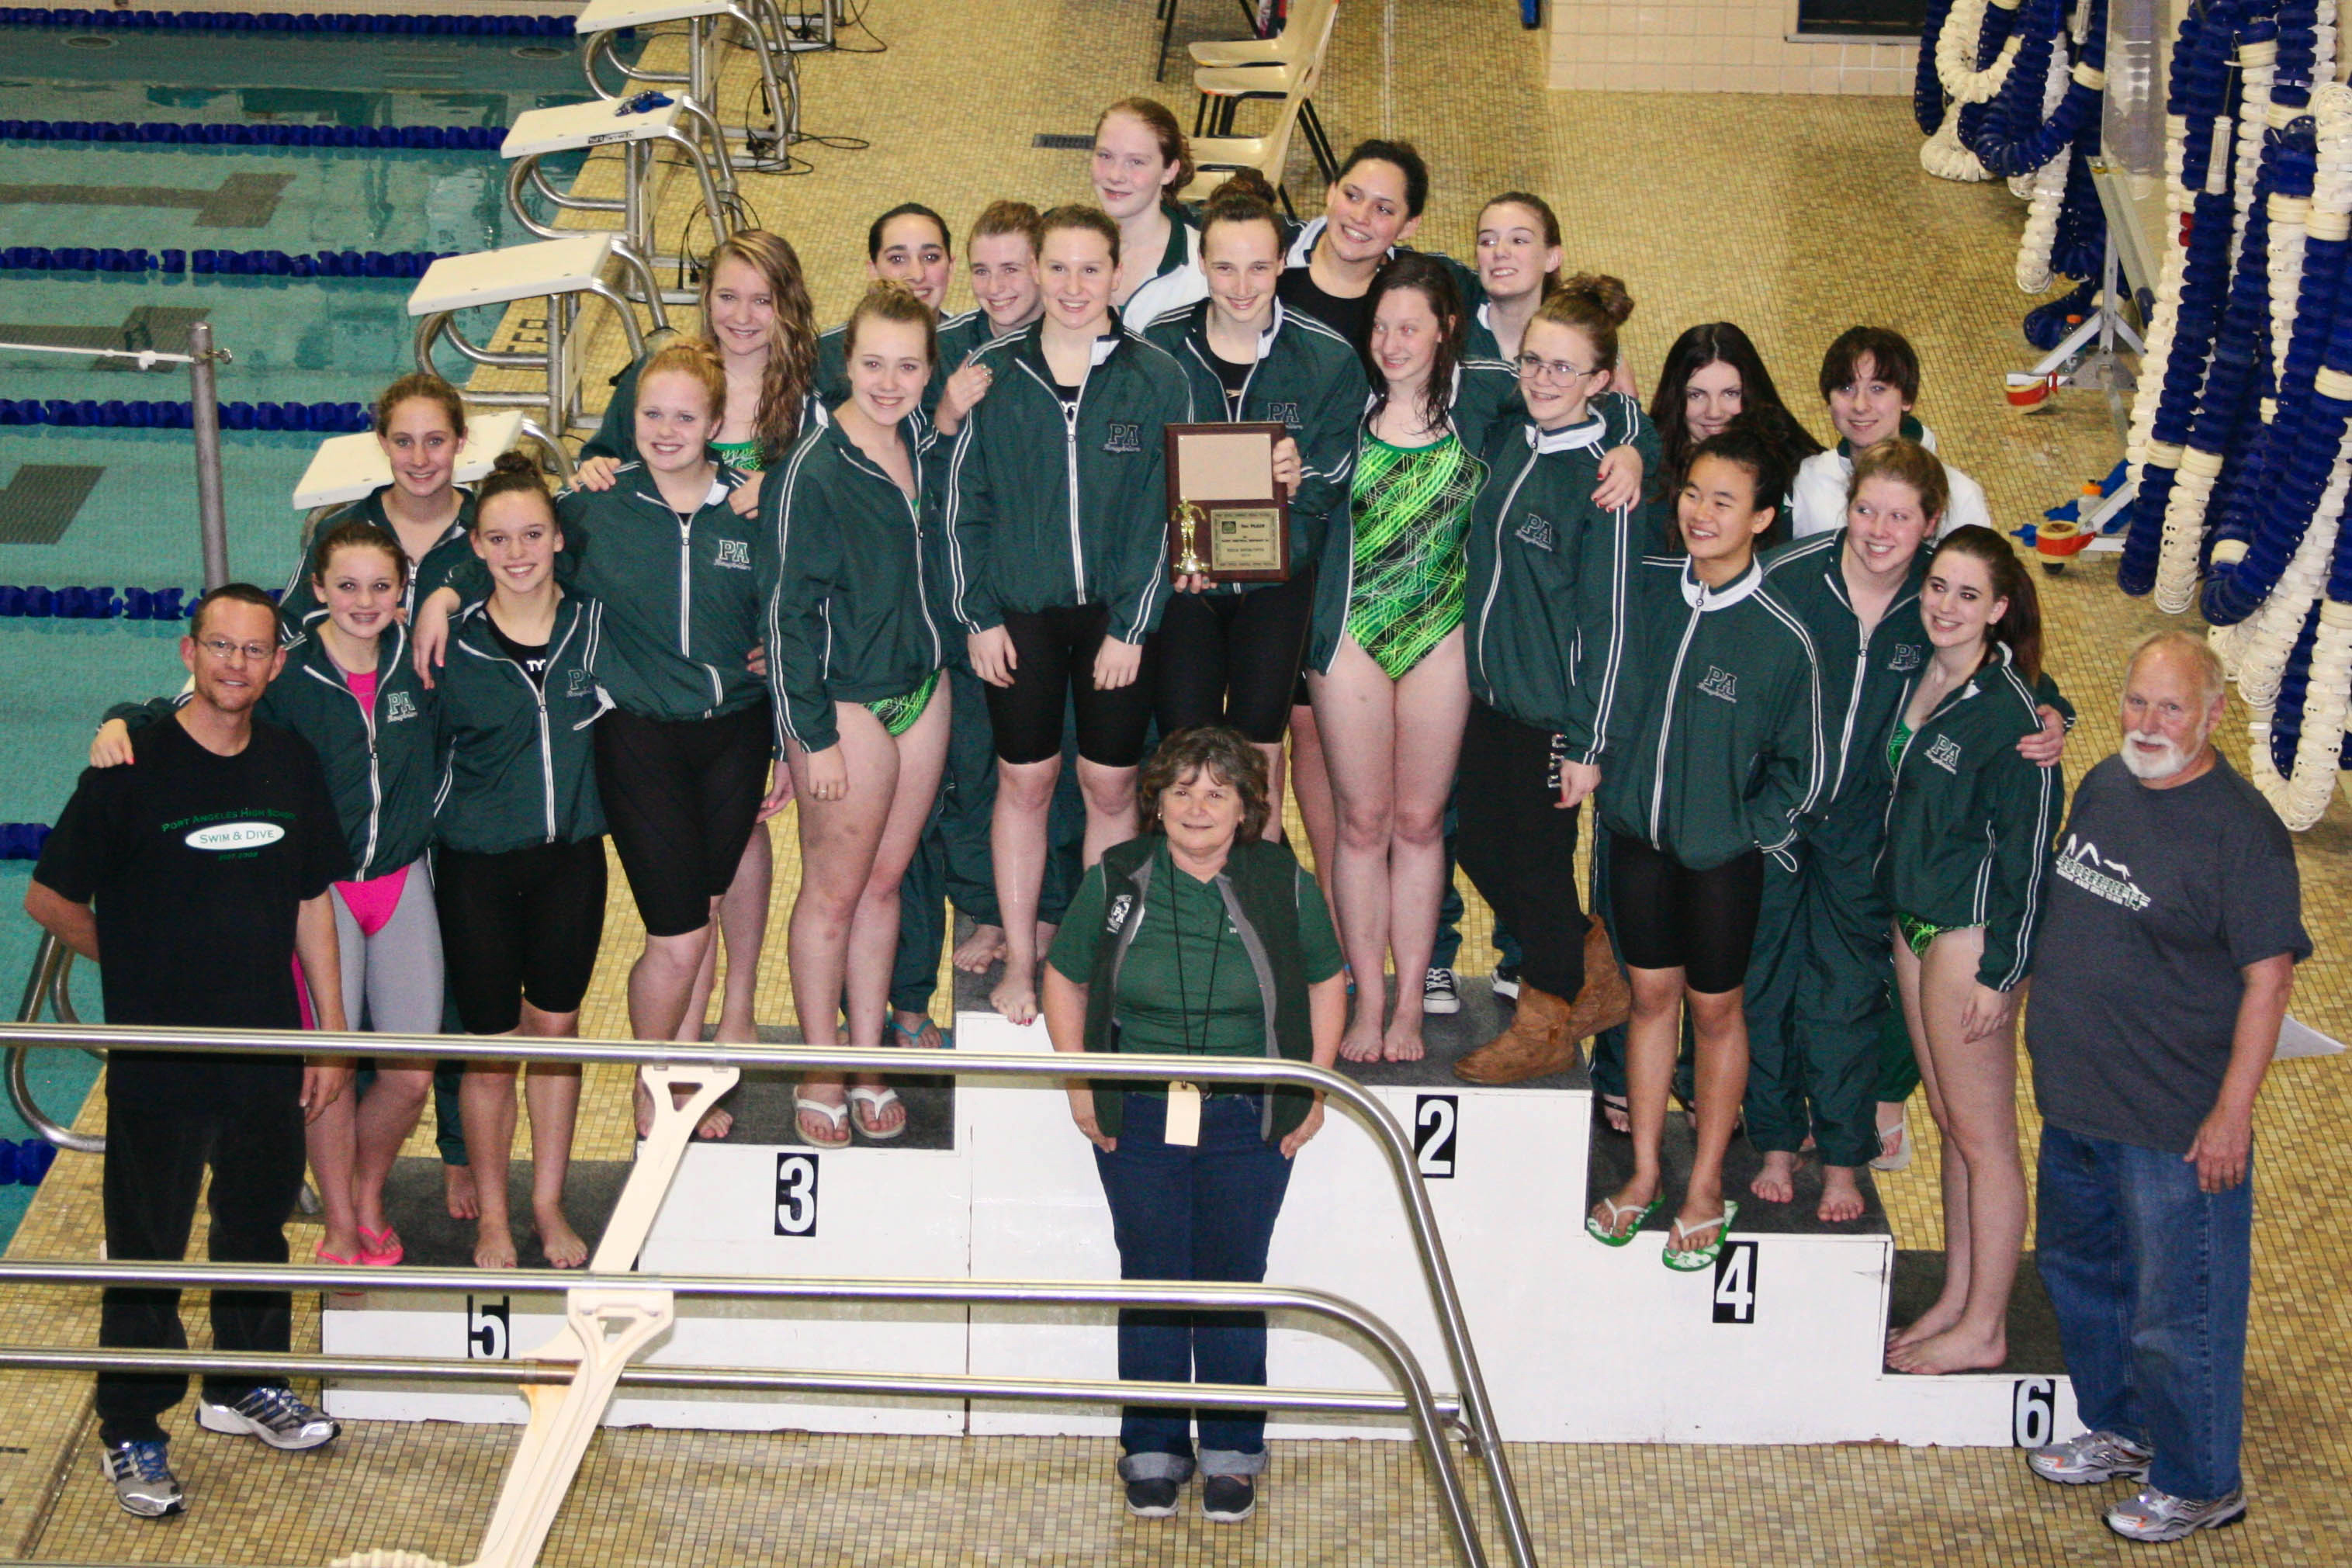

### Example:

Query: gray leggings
xmin=334 ymin=857 xmax=445 ymax=1037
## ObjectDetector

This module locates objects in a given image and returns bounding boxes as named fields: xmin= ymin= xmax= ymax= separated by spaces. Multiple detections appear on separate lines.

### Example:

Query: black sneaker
xmin=1422 ymin=967 xmax=1460 ymax=1015
xmin=1124 ymin=1476 xmax=1181 ymax=1518
xmin=1491 ymin=964 xmax=1521 ymax=1000
xmin=1202 ymin=1474 xmax=1257 ymax=1522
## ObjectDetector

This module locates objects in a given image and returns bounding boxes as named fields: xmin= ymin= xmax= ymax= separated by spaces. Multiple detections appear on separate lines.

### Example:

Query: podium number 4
xmin=2013 ymin=1379 xmax=2057 ymax=1449
xmin=774 ymin=1151 xmax=820 ymax=1237
xmin=1414 ymin=1095 xmax=1457 ymax=1179
xmin=1712 ymin=1241 xmax=1758 ymax=1324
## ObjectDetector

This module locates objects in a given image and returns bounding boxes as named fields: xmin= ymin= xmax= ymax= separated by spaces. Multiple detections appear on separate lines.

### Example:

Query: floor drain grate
xmin=1032 ymin=133 xmax=1093 ymax=150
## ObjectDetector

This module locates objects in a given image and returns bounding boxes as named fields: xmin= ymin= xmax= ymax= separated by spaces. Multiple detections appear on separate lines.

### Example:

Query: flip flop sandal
xmin=1585 ymin=1192 xmax=1664 ymax=1247
xmin=358 ymin=1225 xmax=404 ymax=1266
xmin=847 ymin=1085 xmax=907 ymax=1141
xmin=1596 ymin=1092 xmax=1631 ymax=1134
xmin=1661 ymin=1200 xmax=1739 ymax=1272
xmin=888 ymin=1016 xmax=949 ymax=1051
xmin=315 ymin=1244 xmax=358 ymax=1266
xmin=793 ymin=1095 xmax=853 ymax=1148
xmin=1871 ymin=1113 xmax=1912 ymax=1172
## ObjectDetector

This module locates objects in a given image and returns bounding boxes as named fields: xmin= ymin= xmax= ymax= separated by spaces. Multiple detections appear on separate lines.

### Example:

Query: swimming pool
xmin=0 ymin=21 xmax=631 ymax=1154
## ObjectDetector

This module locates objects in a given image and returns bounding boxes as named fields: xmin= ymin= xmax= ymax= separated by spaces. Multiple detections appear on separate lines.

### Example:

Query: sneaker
xmin=1202 ymin=1473 xmax=1257 ymax=1522
xmin=1491 ymin=964 xmax=1521 ymax=1001
xmin=1124 ymin=1476 xmax=1181 ymax=1518
xmin=2028 ymin=1429 xmax=2153 ymax=1486
xmin=99 ymin=1438 xmax=184 ymax=1518
xmin=1422 ymin=967 xmax=1460 ymax=1015
xmin=2104 ymin=1484 xmax=2246 ymax=1542
xmin=196 ymin=1386 xmax=340 ymax=1452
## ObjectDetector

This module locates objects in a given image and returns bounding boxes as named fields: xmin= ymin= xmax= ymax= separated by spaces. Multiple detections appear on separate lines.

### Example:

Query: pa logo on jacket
xmin=1102 ymin=422 xmax=1143 ymax=455
xmin=1107 ymin=893 xmax=1134 ymax=934
xmin=385 ymin=691 xmax=420 ymax=723
xmin=714 ymin=538 xmax=753 ymax=570
xmin=1697 ymin=666 xmax=1738 ymax=703
xmin=1925 ymin=735 xmax=1962 ymax=774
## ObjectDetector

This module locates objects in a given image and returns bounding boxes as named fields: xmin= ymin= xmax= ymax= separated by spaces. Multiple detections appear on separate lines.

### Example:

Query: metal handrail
xmin=9 ymin=934 xmax=99 ymax=1153
xmin=0 ymin=1022 xmax=1538 ymax=1568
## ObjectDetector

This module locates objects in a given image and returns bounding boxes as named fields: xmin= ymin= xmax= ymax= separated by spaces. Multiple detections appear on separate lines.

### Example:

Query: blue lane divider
xmin=1 ymin=118 xmax=507 ymax=148
xmin=0 ymin=398 xmax=370 ymax=432
xmin=0 ymin=585 xmax=194 ymax=620
xmin=3 ymin=246 xmax=450 ymax=279
xmin=0 ymin=824 xmax=57 ymax=861
xmin=0 ymin=1140 xmax=60 ymax=1185
xmin=0 ymin=9 xmax=577 ymax=34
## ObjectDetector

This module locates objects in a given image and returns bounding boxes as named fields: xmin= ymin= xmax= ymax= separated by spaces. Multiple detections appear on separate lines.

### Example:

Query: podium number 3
xmin=1414 ymin=1095 xmax=1457 ymax=1179
xmin=775 ymin=1152 xmax=820 ymax=1237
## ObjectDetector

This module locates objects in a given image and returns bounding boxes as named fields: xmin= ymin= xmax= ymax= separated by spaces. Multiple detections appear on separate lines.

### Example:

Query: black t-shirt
xmin=2024 ymin=755 xmax=2311 ymax=1154
xmin=1276 ymin=267 xmax=1369 ymax=349
xmin=490 ymin=619 xmax=552 ymax=688
xmin=34 ymin=715 xmax=350 ymax=1036
xmin=1210 ymin=350 xmax=1252 ymax=419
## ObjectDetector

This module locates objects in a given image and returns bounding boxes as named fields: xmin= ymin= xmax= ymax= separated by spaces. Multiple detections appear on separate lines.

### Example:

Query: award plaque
xmin=1164 ymin=421 xmax=1291 ymax=583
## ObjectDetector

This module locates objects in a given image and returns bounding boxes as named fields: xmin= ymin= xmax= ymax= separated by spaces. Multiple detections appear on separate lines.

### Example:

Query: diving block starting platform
xmin=320 ymin=966 xmax=2073 ymax=1451
xmin=408 ymin=234 xmax=659 ymax=457
xmin=501 ymin=93 xmax=736 ymax=308
xmin=575 ymin=0 xmax=803 ymax=158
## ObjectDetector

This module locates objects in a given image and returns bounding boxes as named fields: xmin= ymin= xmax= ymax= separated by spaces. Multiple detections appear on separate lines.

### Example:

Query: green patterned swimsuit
xmin=1888 ymin=718 xmax=1955 ymax=957
xmin=710 ymin=438 xmax=765 ymax=471
xmin=1343 ymin=431 xmax=1481 ymax=679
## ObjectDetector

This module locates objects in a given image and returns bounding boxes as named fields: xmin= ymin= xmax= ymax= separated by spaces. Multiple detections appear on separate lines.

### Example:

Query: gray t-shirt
xmin=2025 ymin=754 xmax=2309 ymax=1154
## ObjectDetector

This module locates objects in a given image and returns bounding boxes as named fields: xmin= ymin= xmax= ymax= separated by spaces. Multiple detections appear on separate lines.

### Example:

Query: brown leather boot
xmin=1452 ymin=982 xmax=1575 ymax=1084
xmin=1558 ymin=914 xmax=1633 ymax=1041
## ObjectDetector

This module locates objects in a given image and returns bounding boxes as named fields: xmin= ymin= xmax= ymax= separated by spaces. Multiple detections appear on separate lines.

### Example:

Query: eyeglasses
xmin=196 ymin=635 xmax=277 ymax=664
xmin=1515 ymin=353 xmax=1599 ymax=385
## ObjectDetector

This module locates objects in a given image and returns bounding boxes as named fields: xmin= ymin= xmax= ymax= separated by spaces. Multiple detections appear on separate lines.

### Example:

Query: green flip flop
xmin=1661 ymin=1200 xmax=1740 ymax=1272
xmin=1585 ymin=1192 xmax=1665 ymax=1247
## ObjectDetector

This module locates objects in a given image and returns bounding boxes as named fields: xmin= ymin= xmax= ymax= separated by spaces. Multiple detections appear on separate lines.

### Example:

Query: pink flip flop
xmin=358 ymin=1225 xmax=404 ymax=1266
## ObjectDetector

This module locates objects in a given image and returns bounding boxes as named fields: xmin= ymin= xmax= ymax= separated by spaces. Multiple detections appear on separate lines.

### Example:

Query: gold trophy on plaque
xmin=1163 ymin=421 xmax=1293 ymax=585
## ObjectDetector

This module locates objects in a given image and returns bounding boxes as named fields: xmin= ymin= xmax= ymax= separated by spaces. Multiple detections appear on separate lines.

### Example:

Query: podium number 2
xmin=2013 ymin=1379 xmax=2057 ymax=1449
xmin=1712 ymin=1241 xmax=1758 ymax=1324
xmin=774 ymin=1152 xmax=820 ymax=1237
xmin=1414 ymin=1095 xmax=1457 ymax=1179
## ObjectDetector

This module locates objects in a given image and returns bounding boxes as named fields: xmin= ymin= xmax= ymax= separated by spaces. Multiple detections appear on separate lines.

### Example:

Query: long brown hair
xmin=1529 ymin=272 xmax=1633 ymax=374
xmin=1928 ymin=524 xmax=2042 ymax=684
xmin=1364 ymin=251 xmax=1465 ymax=434
xmin=697 ymin=230 xmax=817 ymax=465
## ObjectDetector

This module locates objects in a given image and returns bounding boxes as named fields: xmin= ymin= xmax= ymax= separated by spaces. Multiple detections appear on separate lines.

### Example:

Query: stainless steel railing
xmin=9 ymin=933 xmax=99 ymax=1154
xmin=0 ymin=1021 xmax=1539 ymax=1568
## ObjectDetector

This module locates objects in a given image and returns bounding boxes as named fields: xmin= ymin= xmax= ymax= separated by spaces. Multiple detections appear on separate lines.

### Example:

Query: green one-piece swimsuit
xmin=1888 ymin=719 xmax=1955 ymax=957
xmin=1342 ymin=432 xmax=1481 ymax=680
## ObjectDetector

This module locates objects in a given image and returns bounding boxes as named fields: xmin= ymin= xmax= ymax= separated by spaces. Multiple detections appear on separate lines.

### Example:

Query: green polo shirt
xmin=1049 ymin=844 xmax=1342 ymax=1073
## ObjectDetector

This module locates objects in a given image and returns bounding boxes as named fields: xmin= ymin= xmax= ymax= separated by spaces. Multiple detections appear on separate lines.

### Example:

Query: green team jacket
xmin=813 ymin=308 xmax=978 ymax=416
xmin=108 ymin=614 xmax=438 ymax=883
xmin=278 ymin=486 xmax=477 ymax=634
xmin=1763 ymin=529 xmax=2074 ymax=862
xmin=452 ymin=467 xmax=769 ymax=723
xmin=941 ymin=317 xmax=1195 ymax=642
xmin=1877 ymin=642 xmax=2064 ymax=992
xmin=1595 ymin=555 xmax=1825 ymax=871
xmin=1141 ymin=297 xmax=1368 ymax=583
xmin=762 ymin=421 xmax=947 ymax=756
xmin=434 ymin=594 xmax=608 ymax=855
xmin=580 ymin=351 xmax=829 ymax=471
xmin=1464 ymin=410 xmax=1633 ymax=762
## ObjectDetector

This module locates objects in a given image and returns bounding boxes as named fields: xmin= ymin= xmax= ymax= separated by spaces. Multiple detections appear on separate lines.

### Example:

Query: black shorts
xmin=1606 ymin=832 xmax=1764 ymax=995
xmin=1152 ymin=566 xmax=1316 ymax=745
xmin=986 ymin=603 xmax=1157 ymax=767
xmin=594 ymin=701 xmax=772 ymax=937
xmin=435 ymin=837 xmax=608 ymax=1032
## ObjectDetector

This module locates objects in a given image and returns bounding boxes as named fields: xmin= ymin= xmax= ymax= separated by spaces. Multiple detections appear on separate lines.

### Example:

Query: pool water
xmin=0 ymin=24 xmax=621 ymax=129
xmin=0 ymin=26 xmax=649 ymax=1220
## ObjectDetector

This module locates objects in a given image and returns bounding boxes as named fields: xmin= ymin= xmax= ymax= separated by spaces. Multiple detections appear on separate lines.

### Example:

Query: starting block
xmin=501 ymin=93 xmax=736 ymax=308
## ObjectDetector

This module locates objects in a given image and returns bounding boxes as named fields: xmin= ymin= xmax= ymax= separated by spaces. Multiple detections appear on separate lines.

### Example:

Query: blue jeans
xmin=2035 ymin=1121 xmax=2253 ymax=1501
xmin=1094 ymin=1090 xmax=1294 ymax=1479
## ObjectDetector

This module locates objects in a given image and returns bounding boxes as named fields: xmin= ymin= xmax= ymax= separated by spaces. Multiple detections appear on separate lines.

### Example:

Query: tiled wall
xmin=1549 ymin=0 xmax=1921 ymax=94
